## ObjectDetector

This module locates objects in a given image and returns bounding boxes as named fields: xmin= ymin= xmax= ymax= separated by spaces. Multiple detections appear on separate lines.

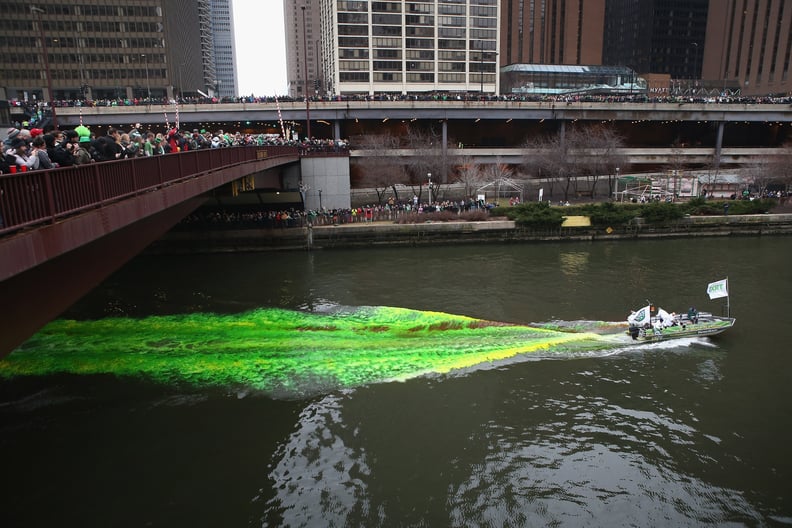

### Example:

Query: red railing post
xmin=43 ymin=170 xmax=56 ymax=224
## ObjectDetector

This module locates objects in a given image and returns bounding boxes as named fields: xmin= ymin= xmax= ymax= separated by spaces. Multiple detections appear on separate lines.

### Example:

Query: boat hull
xmin=627 ymin=314 xmax=735 ymax=342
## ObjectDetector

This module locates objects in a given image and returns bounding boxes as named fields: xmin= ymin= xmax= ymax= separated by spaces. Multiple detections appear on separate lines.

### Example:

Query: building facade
xmin=603 ymin=0 xmax=709 ymax=80
xmin=284 ymin=0 xmax=322 ymax=98
xmin=500 ymin=0 xmax=605 ymax=67
xmin=703 ymin=0 xmax=792 ymax=96
xmin=311 ymin=0 xmax=500 ymax=96
xmin=210 ymin=0 xmax=239 ymax=98
xmin=0 ymin=0 xmax=218 ymax=103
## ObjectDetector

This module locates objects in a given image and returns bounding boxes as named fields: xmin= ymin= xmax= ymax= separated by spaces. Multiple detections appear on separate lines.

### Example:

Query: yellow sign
xmin=561 ymin=216 xmax=592 ymax=227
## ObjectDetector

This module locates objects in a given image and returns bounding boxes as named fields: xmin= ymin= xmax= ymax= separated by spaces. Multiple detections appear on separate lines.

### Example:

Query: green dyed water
xmin=1 ymin=306 xmax=620 ymax=398
xmin=2 ymin=237 xmax=791 ymax=527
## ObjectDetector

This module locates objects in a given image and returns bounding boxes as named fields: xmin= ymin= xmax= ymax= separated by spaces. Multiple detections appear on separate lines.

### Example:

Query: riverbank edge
xmin=146 ymin=213 xmax=792 ymax=254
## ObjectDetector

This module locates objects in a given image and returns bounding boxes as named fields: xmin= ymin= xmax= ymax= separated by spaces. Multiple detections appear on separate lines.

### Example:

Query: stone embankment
xmin=149 ymin=213 xmax=792 ymax=254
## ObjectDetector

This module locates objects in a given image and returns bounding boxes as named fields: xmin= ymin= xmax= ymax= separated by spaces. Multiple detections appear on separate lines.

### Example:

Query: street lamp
xmin=141 ymin=54 xmax=151 ymax=99
xmin=427 ymin=172 xmax=432 ymax=204
xmin=318 ymin=189 xmax=323 ymax=210
xmin=31 ymin=6 xmax=57 ymax=129
xmin=301 ymin=5 xmax=312 ymax=140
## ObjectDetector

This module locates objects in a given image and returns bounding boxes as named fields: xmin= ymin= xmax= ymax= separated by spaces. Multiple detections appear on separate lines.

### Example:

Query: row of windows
xmin=340 ymin=60 xmax=497 ymax=72
xmin=340 ymin=0 xmax=496 ymax=8
xmin=339 ymin=71 xmax=497 ymax=83
xmin=339 ymin=36 xmax=494 ymax=51
xmin=2 ymin=67 xmax=165 ymax=81
xmin=22 ymin=52 xmax=166 ymax=65
xmin=1 ymin=36 xmax=164 ymax=49
xmin=0 ymin=3 xmax=161 ymax=17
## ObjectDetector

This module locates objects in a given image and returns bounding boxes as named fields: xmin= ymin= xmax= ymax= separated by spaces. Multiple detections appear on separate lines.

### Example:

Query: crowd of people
xmin=177 ymin=198 xmax=494 ymax=231
xmin=1 ymin=124 xmax=348 ymax=174
xmin=8 ymin=92 xmax=792 ymax=111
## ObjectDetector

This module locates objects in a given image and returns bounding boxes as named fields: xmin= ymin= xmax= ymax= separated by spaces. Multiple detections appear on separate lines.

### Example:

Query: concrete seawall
xmin=149 ymin=213 xmax=792 ymax=254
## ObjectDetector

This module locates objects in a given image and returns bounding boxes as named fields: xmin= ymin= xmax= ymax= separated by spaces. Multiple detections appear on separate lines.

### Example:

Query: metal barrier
xmin=0 ymin=146 xmax=298 ymax=236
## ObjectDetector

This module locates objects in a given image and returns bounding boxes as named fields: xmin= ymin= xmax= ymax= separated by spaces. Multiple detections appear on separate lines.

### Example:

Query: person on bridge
xmin=6 ymin=138 xmax=38 ymax=171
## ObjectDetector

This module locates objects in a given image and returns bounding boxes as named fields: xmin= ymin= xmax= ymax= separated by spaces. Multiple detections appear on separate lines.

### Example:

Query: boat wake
xmin=0 ymin=307 xmax=718 ymax=398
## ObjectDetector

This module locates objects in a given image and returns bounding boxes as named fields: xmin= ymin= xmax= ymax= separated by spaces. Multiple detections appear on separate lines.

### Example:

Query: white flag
xmin=707 ymin=279 xmax=728 ymax=299
xmin=628 ymin=305 xmax=651 ymax=325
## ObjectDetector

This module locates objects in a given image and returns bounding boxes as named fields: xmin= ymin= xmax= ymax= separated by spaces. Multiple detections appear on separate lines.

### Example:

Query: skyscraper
xmin=210 ymin=0 xmax=239 ymax=98
xmin=0 ymin=0 xmax=218 ymax=102
xmin=284 ymin=0 xmax=322 ymax=98
xmin=291 ymin=0 xmax=500 ymax=96
xmin=704 ymin=0 xmax=792 ymax=96
xmin=500 ymin=0 xmax=605 ymax=66
xmin=603 ymin=0 xmax=709 ymax=80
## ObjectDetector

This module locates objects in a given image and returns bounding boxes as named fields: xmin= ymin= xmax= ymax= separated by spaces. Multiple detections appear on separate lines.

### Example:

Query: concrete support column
xmin=442 ymin=120 xmax=448 ymax=183
xmin=334 ymin=121 xmax=341 ymax=141
xmin=559 ymin=120 xmax=566 ymax=148
xmin=714 ymin=121 xmax=725 ymax=168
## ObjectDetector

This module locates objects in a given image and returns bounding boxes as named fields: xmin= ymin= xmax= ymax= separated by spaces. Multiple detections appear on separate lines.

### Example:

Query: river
xmin=1 ymin=236 xmax=790 ymax=527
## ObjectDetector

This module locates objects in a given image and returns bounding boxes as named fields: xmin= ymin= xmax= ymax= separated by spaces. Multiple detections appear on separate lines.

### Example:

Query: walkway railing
xmin=0 ymin=146 xmax=299 ymax=236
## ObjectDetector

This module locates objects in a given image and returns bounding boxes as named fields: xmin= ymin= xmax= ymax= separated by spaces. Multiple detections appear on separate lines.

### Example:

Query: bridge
xmin=54 ymin=100 xmax=792 ymax=146
xmin=0 ymin=146 xmax=304 ymax=357
xmin=53 ymin=100 xmax=792 ymax=168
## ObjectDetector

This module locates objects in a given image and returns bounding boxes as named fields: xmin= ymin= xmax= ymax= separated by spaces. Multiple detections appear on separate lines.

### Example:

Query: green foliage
xmin=639 ymin=201 xmax=686 ymax=224
xmin=577 ymin=202 xmax=641 ymax=226
xmin=511 ymin=202 xmax=565 ymax=228
xmin=683 ymin=198 xmax=776 ymax=216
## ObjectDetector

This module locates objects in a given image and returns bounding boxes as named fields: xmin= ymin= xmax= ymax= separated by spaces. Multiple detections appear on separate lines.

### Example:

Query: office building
xmin=603 ymin=0 xmax=709 ymax=80
xmin=299 ymin=0 xmax=500 ymax=96
xmin=284 ymin=0 xmax=322 ymax=98
xmin=210 ymin=0 xmax=239 ymax=98
xmin=703 ymin=0 xmax=792 ymax=96
xmin=0 ymin=0 xmax=219 ymax=103
xmin=500 ymin=0 xmax=605 ymax=66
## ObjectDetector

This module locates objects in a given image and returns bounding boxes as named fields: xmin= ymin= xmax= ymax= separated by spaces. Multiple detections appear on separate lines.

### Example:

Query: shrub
xmin=579 ymin=202 xmax=641 ymax=226
xmin=639 ymin=201 xmax=685 ymax=223
xmin=512 ymin=202 xmax=565 ymax=228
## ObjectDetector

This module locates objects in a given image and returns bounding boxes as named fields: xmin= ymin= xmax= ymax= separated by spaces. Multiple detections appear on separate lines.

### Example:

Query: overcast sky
xmin=233 ymin=0 xmax=288 ymax=97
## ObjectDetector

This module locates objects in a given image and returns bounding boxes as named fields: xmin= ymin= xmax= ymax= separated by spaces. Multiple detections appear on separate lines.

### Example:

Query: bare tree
xmin=453 ymin=155 xmax=488 ymax=199
xmin=585 ymin=125 xmax=627 ymax=199
xmin=764 ymin=143 xmax=792 ymax=195
xmin=403 ymin=125 xmax=449 ymax=202
xmin=522 ymin=133 xmax=565 ymax=200
xmin=352 ymin=132 xmax=407 ymax=204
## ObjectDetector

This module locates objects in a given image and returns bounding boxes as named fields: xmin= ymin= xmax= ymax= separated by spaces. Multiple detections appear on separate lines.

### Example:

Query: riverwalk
xmin=150 ymin=212 xmax=792 ymax=253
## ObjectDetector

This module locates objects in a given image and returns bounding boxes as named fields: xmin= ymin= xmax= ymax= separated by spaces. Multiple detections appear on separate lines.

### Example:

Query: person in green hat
xmin=73 ymin=132 xmax=93 ymax=165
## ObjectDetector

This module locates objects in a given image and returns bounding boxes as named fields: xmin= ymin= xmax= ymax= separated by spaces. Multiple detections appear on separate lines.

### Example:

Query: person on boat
xmin=687 ymin=307 xmax=699 ymax=324
xmin=652 ymin=319 xmax=664 ymax=336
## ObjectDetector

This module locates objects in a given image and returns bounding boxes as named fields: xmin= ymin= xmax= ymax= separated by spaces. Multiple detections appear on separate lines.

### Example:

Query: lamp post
xmin=31 ymin=6 xmax=57 ymax=129
xmin=140 ymin=54 xmax=151 ymax=99
xmin=301 ymin=5 xmax=312 ymax=140
xmin=427 ymin=172 xmax=432 ymax=204
xmin=178 ymin=61 xmax=185 ymax=100
xmin=318 ymin=189 xmax=323 ymax=210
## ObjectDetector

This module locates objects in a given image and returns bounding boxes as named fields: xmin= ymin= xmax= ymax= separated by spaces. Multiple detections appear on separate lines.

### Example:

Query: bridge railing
xmin=0 ymin=146 xmax=298 ymax=236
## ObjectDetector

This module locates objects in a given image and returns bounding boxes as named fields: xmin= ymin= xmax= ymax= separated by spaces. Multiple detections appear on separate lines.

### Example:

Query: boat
xmin=625 ymin=279 xmax=736 ymax=342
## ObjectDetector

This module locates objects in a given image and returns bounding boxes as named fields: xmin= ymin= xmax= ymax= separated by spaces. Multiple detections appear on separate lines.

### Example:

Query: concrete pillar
xmin=442 ymin=120 xmax=448 ymax=183
xmin=334 ymin=121 xmax=341 ymax=141
xmin=714 ymin=121 xmax=725 ymax=168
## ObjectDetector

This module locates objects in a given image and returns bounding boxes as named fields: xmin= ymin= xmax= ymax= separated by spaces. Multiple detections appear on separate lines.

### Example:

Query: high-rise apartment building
xmin=603 ymin=0 xmax=708 ymax=80
xmin=500 ymin=0 xmax=605 ymax=66
xmin=0 ymin=0 xmax=219 ymax=102
xmin=210 ymin=0 xmax=239 ymax=98
xmin=703 ymin=0 xmax=792 ymax=96
xmin=284 ymin=0 xmax=322 ymax=98
xmin=296 ymin=0 xmax=500 ymax=96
